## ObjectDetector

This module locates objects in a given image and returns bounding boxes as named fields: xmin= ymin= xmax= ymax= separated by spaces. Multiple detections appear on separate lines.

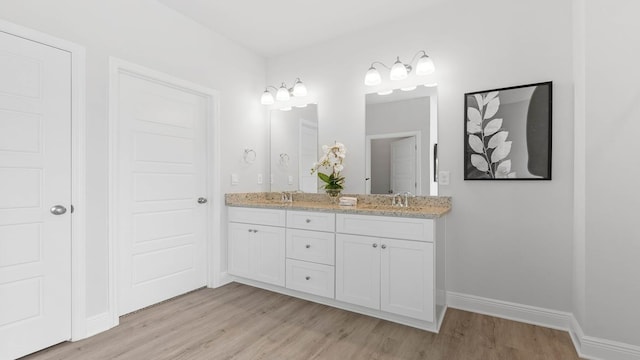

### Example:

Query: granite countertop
xmin=225 ymin=192 xmax=451 ymax=219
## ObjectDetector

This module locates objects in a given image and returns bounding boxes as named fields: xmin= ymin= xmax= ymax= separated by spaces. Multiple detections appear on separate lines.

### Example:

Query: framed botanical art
xmin=464 ymin=81 xmax=552 ymax=180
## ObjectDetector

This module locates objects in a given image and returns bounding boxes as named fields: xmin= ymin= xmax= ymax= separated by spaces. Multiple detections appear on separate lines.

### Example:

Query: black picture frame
xmin=464 ymin=81 xmax=552 ymax=180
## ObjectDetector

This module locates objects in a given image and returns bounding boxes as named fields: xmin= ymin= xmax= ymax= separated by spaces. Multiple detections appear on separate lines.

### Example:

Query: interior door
xmin=117 ymin=72 xmax=208 ymax=315
xmin=0 ymin=31 xmax=72 ymax=359
xmin=390 ymin=136 xmax=417 ymax=194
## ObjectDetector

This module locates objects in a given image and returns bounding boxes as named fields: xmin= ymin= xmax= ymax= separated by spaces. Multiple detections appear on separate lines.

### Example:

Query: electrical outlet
xmin=257 ymin=173 xmax=263 ymax=184
xmin=438 ymin=171 xmax=450 ymax=185
xmin=288 ymin=175 xmax=294 ymax=185
xmin=231 ymin=173 xmax=239 ymax=185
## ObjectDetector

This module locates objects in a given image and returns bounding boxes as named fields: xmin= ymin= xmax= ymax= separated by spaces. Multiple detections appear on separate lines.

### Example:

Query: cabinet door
xmin=228 ymin=222 xmax=252 ymax=278
xmin=250 ymin=224 xmax=286 ymax=286
xmin=335 ymin=234 xmax=380 ymax=309
xmin=380 ymin=238 xmax=433 ymax=321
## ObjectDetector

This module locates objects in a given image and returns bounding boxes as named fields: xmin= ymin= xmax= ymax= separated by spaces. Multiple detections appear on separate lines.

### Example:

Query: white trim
xmin=85 ymin=312 xmax=114 ymax=338
xmin=108 ymin=58 xmax=222 ymax=323
xmin=0 ymin=19 xmax=88 ymax=341
xmin=447 ymin=291 xmax=572 ymax=331
xmin=448 ymin=291 xmax=640 ymax=360
xmin=365 ymin=130 xmax=422 ymax=195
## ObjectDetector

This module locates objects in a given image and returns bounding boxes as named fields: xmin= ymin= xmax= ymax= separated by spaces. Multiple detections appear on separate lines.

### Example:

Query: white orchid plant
xmin=311 ymin=142 xmax=346 ymax=190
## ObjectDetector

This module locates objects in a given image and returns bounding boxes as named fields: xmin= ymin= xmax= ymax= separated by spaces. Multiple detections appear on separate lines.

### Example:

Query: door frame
xmin=108 ymin=58 xmax=221 ymax=327
xmin=0 ymin=20 xmax=88 ymax=340
xmin=365 ymin=131 xmax=421 ymax=195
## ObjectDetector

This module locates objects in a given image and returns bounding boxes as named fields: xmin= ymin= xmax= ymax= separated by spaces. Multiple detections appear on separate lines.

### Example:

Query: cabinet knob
xmin=372 ymin=243 xmax=378 ymax=248
xmin=305 ymin=219 xmax=311 ymax=223
xmin=305 ymin=244 xmax=311 ymax=249
xmin=305 ymin=276 xmax=311 ymax=280
xmin=247 ymin=229 xmax=252 ymax=233
xmin=381 ymin=244 xmax=387 ymax=249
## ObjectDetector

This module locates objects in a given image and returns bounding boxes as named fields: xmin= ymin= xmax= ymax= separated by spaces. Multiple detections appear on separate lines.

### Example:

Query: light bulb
xmin=401 ymin=86 xmax=417 ymax=91
xmin=377 ymin=89 xmax=393 ymax=95
xmin=292 ymin=79 xmax=307 ymax=97
xmin=416 ymin=54 xmax=435 ymax=76
xmin=364 ymin=66 xmax=382 ymax=86
xmin=390 ymin=57 xmax=408 ymax=80
xmin=260 ymin=89 xmax=274 ymax=105
xmin=276 ymin=83 xmax=290 ymax=101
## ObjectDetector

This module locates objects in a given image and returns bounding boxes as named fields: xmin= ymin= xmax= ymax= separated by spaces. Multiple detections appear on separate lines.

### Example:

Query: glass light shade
xmin=390 ymin=58 xmax=408 ymax=80
xmin=276 ymin=84 xmax=290 ymax=101
xmin=292 ymin=79 xmax=307 ymax=97
xmin=400 ymin=86 xmax=417 ymax=91
xmin=416 ymin=55 xmax=435 ymax=76
xmin=260 ymin=90 xmax=274 ymax=105
xmin=364 ymin=66 xmax=382 ymax=86
xmin=377 ymin=89 xmax=393 ymax=95
xmin=280 ymin=106 xmax=292 ymax=111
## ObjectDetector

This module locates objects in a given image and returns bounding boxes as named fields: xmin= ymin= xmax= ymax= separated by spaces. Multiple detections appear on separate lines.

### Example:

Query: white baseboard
xmin=85 ymin=312 xmax=118 ymax=338
xmin=447 ymin=291 xmax=640 ymax=360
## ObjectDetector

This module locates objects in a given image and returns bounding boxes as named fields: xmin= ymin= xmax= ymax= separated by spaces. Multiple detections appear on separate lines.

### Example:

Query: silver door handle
xmin=198 ymin=197 xmax=208 ymax=204
xmin=372 ymin=243 xmax=378 ymax=248
xmin=381 ymin=244 xmax=387 ymax=249
xmin=50 ymin=205 xmax=67 ymax=215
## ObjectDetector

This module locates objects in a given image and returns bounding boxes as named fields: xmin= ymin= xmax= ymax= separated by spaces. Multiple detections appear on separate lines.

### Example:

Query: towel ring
xmin=279 ymin=153 xmax=290 ymax=167
xmin=243 ymin=148 xmax=256 ymax=164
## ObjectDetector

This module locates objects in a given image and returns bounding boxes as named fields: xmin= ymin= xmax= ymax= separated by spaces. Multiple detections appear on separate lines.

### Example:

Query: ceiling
xmin=157 ymin=0 xmax=443 ymax=58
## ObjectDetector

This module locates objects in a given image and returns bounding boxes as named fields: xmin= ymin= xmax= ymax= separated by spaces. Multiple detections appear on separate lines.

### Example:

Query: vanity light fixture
xmin=377 ymin=89 xmax=394 ymax=95
xmin=364 ymin=50 xmax=435 ymax=86
xmin=261 ymin=78 xmax=308 ymax=105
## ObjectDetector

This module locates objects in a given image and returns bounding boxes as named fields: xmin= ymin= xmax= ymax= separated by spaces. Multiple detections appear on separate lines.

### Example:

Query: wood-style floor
xmin=23 ymin=283 xmax=581 ymax=360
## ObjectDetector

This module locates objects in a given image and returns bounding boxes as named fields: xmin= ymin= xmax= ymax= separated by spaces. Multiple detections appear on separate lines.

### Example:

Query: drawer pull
xmin=305 ymin=276 xmax=311 ymax=280
xmin=381 ymin=244 xmax=387 ymax=249
xmin=305 ymin=219 xmax=311 ymax=223
xmin=305 ymin=244 xmax=311 ymax=248
xmin=372 ymin=243 xmax=378 ymax=248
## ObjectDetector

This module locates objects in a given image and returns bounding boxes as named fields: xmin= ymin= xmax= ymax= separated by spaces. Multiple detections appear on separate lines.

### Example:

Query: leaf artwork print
xmin=466 ymin=93 xmax=516 ymax=178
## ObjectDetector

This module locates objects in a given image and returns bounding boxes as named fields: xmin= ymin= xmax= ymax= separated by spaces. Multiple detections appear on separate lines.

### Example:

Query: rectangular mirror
xmin=365 ymin=86 xmax=438 ymax=195
xmin=269 ymin=104 xmax=319 ymax=192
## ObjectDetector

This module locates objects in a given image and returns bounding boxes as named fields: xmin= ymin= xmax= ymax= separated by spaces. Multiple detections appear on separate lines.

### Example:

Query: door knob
xmin=197 ymin=197 xmax=208 ymax=204
xmin=50 ymin=205 xmax=67 ymax=215
xmin=381 ymin=244 xmax=387 ymax=249
xmin=372 ymin=243 xmax=378 ymax=248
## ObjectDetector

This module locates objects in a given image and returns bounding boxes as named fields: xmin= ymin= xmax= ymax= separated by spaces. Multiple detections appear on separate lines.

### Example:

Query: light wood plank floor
xmin=22 ymin=283 xmax=581 ymax=360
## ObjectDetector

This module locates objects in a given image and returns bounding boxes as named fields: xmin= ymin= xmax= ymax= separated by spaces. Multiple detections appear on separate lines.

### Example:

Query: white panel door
xmin=117 ymin=73 xmax=208 ymax=315
xmin=380 ymin=238 xmax=434 ymax=321
xmin=390 ymin=136 xmax=417 ymax=194
xmin=335 ymin=234 xmax=380 ymax=309
xmin=0 ymin=31 xmax=71 ymax=359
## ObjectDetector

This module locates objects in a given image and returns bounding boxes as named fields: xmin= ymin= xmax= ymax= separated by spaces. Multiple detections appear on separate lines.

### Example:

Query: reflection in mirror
xmin=270 ymin=104 xmax=319 ymax=192
xmin=365 ymin=86 xmax=438 ymax=195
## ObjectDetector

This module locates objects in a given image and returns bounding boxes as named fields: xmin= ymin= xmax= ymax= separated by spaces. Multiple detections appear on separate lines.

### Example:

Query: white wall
xmin=268 ymin=0 xmax=574 ymax=314
xmin=579 ymin=0 xmax=640 ymax=347
xmin=0 ymin=0 xmax=267 ymax=317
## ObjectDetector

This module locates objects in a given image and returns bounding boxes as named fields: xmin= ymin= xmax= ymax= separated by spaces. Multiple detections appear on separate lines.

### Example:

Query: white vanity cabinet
xmin=226 ymin=204 xmax=447 ymax=332
xmin=285 ymin=210 xmax=335 ymax=298
xmin=336 ymin=214 xmax=435 ymax=322
xmin=228 ymin=207 xmax=286 ymax=286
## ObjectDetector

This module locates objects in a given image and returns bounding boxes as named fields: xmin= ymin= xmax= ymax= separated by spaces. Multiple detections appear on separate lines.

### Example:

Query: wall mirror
xmin=269 ymin=104 xmax=319 ymax=192
xmin=365 ymin=86 xmax=438 ymax=195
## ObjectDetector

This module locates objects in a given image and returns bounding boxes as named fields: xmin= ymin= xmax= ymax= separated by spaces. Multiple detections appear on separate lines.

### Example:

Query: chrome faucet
xmin=391 ymin=191 xmax=415 ymax=207
xmin=281 ymin=191 xmax=293 ymax=203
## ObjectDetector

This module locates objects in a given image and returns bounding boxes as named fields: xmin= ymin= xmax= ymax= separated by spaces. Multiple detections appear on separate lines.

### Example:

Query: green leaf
xmin=317 ymin=172 xmax=331 ymax=184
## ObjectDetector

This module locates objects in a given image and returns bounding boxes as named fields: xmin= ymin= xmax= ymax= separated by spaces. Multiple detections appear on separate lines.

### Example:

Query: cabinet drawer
xmin=286 ymin=259 xmax=335 ymax=298
xmin=336 ymin=214 xmax=433 ymax=242
xmin=228 ymin=207 xmax=285 ymax=227
xmin=287 ymin=210 xmax=335 ymax=232
xmin=286 ymin=229 xmax=335 ymax=265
